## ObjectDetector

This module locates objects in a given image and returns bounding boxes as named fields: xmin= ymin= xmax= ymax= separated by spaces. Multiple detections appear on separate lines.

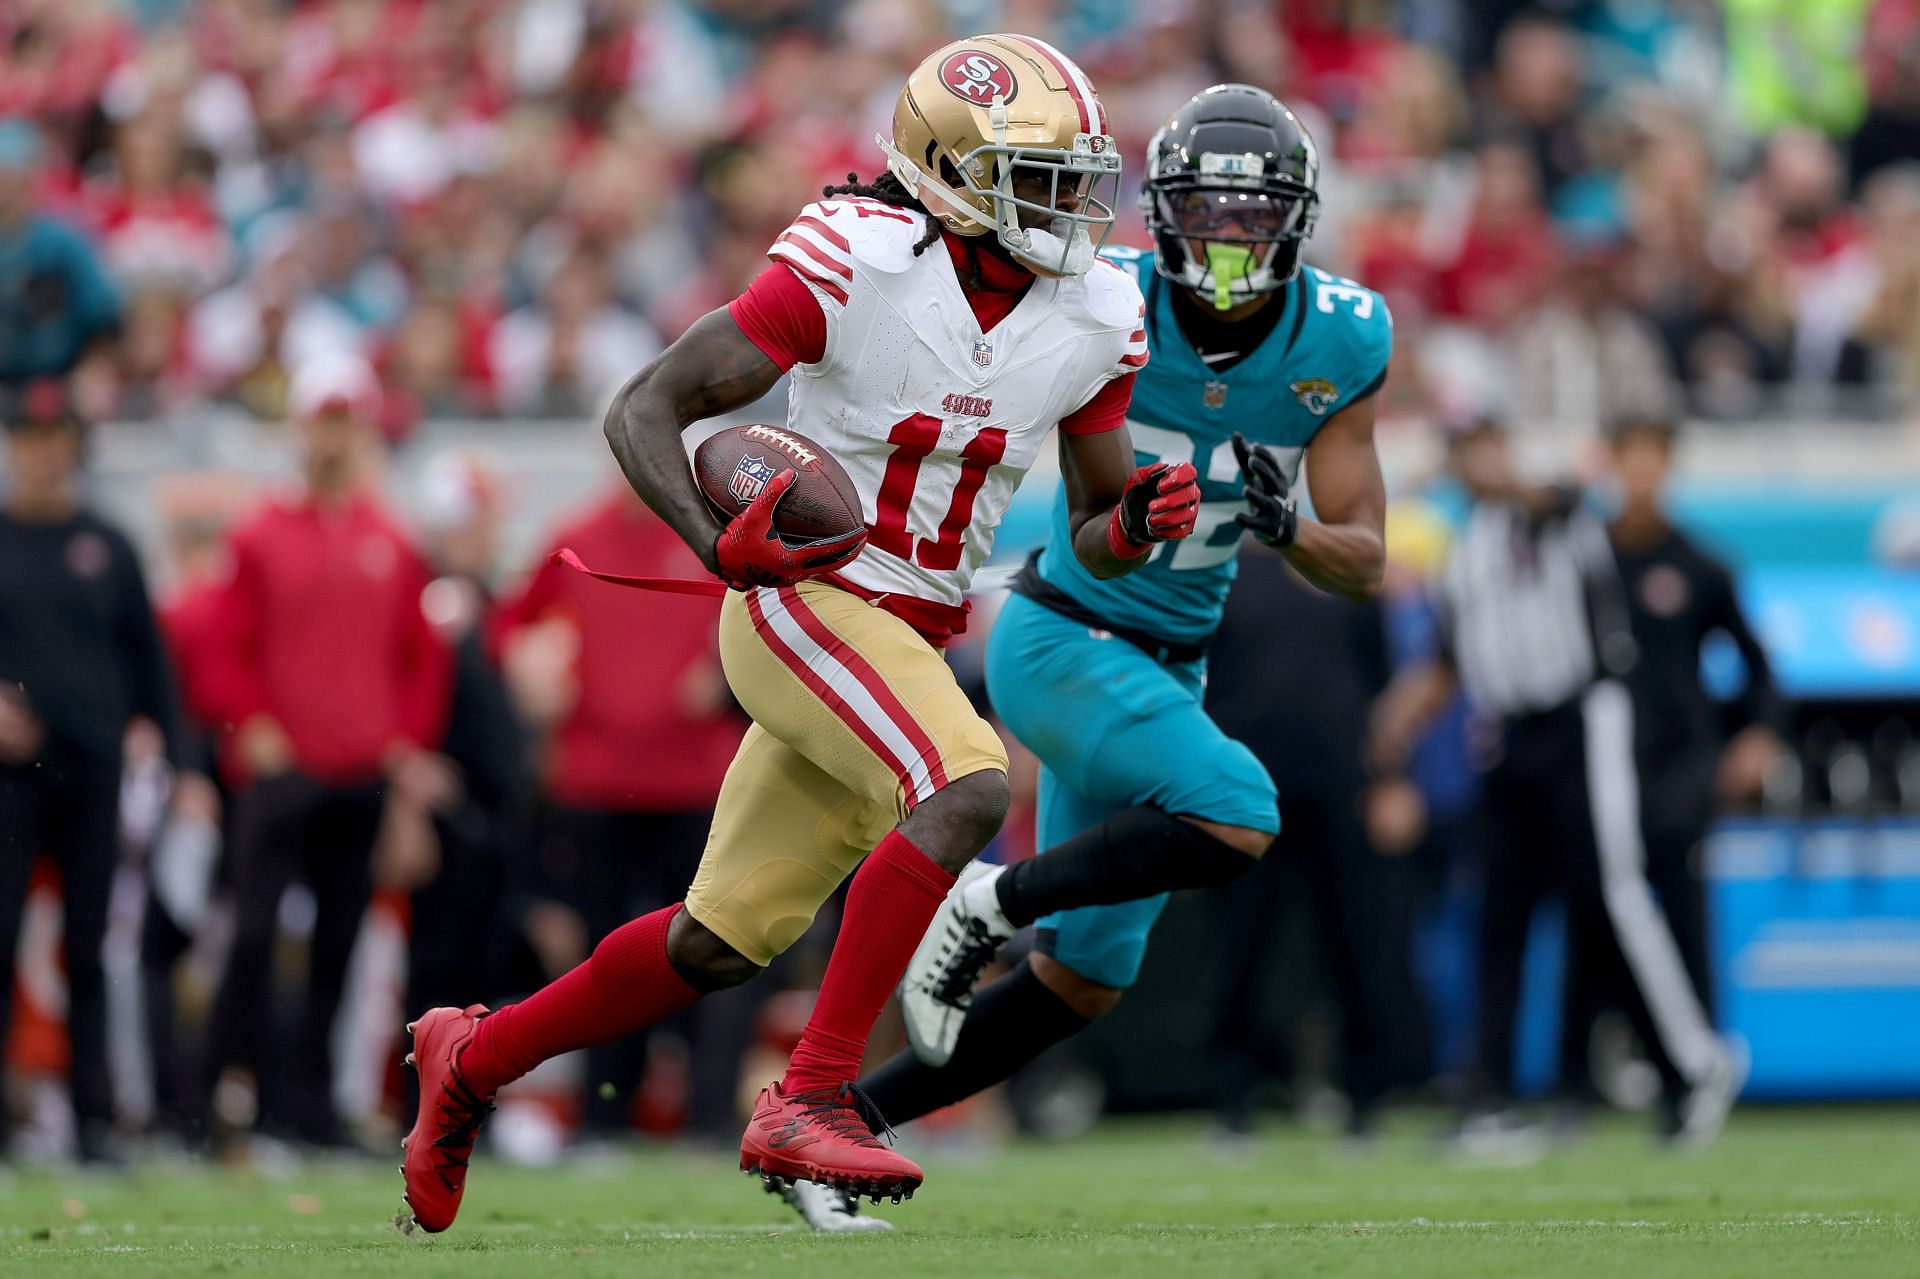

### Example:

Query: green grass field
xmin=3 ymin=1109 xmax=1916 ymax=1278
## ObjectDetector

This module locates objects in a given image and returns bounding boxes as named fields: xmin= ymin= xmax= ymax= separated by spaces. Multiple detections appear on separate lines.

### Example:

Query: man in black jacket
xmin=1559 ymin=419 xmax=1781 ymax=1110
xmin=0 ymin=384 xmax=196 ymax=1162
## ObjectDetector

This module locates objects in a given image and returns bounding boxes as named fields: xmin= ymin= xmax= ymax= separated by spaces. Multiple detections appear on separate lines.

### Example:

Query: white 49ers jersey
xmin=768 ymin=198 xmax=1147 ymax=609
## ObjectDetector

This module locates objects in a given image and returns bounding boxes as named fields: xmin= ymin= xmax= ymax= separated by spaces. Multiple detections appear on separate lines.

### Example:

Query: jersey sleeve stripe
xmin=792 ymin=214 xmax=850 ymax=252
xmin=1021 ymin=36 xmax=1098 ymax=135
xmin=782 ymin=224 xmax=854 ymax=272
xmin=1119 ymin=351 xmax=1148 ymax=368
xmin=775 ymin=229 xmax=853 ymax=282
xmin=769 ymin=244 xmax=851 ymax=305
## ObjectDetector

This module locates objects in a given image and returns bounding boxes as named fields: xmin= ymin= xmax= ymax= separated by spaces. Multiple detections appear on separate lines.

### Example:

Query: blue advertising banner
xmin=1733 ymin=569 xmax=1920 ymax=698
xmin=1709 ymin=819 xmax=1920 ymax=1098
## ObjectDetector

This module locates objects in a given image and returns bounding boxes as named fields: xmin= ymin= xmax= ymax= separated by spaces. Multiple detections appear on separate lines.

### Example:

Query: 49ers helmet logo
xmin=939 ymin=50 xmax=1017 ymax=104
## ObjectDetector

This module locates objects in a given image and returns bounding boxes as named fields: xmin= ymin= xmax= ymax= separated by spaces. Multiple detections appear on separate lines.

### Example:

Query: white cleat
xmin=1672 ymin=1036 xmax=1749 ymax=1152
xmin=898 ymin=860 xmax=1014 ymax=1066
xmin=768 ymin=1176 xmax=895 ymax=1232
xmin=1450 ymin=1110 xmax=1548 ymax=1167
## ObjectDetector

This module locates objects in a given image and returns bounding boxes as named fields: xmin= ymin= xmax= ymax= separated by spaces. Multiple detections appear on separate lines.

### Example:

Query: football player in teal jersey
xmin=769 ymin=85 xmax=1391 ymax=1232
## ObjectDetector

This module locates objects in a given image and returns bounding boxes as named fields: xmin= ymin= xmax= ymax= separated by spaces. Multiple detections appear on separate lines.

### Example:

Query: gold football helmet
xmin=879 ymin=33 xmax=1120 ymax=278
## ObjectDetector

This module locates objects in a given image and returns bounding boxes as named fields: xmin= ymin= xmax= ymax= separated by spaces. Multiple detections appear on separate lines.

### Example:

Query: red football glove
xmin=1108 ymin=461 xmax=1202 ymax=558
xmin=713 ymin=469 xmax=867 ymax=591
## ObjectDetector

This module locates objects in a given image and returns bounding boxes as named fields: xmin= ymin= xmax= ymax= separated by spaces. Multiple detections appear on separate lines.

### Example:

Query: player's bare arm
xmin=1060 ymin=424 xmax=1199 ymax=579
xmin=1232 ymin=395 xmax=1384 ymax=601
xmin=1283 ymin=394 xmax=1386 ymax=600
xmin=603 ymin=309 xmax=785 ymax=576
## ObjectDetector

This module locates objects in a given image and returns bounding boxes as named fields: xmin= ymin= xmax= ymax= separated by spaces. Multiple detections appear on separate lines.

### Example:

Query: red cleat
xmin=400 ymin=1004 xmax=495 ymax=1233
xmin=740 ymin=1082 xmax=924 ymax=1203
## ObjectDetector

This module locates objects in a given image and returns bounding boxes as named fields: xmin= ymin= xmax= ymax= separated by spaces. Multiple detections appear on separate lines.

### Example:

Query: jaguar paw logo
xmin=1290 ymin=378 xmax=1339 ymax=416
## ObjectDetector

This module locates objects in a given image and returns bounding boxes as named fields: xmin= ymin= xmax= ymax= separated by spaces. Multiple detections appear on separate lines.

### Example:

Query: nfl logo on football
xmin=972 ymin=338 xmax=994 ymax=368
xmin=728 ymin=454 xmax=779 ymax=504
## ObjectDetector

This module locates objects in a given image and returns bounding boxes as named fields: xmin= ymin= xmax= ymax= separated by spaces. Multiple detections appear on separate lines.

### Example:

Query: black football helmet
xmin=1141 ymin=84 xmax=1320 ymax=310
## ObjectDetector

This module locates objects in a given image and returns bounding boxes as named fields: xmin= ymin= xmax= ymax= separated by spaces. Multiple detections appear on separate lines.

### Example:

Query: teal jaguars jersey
xmin=1033 ymin=245 xmax=1393 ymax=644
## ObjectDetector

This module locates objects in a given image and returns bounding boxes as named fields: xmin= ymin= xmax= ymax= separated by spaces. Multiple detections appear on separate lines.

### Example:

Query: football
xmin=693 ymin=423 xmax=866 ymax=544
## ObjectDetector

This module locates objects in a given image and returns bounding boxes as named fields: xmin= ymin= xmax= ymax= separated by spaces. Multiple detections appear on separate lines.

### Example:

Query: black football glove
xmin=1231 ymin=431 xmax=1298 ymax=548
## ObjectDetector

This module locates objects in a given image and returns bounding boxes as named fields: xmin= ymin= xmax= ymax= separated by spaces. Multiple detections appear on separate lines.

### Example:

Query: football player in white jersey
xmin=399 ymin=34 xmax=1202 ymax=1233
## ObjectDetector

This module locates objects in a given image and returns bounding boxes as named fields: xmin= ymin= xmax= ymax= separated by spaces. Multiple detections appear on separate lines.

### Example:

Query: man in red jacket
xmin=492 ymin=483 xmax=745 ymax=1138
xmin=201 ymin=354 xmax=454 ymax=1149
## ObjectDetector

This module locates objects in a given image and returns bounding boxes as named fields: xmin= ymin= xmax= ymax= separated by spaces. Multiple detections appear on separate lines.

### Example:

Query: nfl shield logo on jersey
xmin=1203 ymin=380 xmax=1229 ymax=409
xmin=728 ymin=454 xmax=779 ymax=505
xmin=972 ymin=338 xmax=994 ymax=368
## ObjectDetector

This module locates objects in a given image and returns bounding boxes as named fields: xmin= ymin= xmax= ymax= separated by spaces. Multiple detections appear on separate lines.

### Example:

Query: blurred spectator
xmin=1478 ymin=15 xmax=1589 ymax=206
xmin=1557 ymin=417 xmax=1783 ymax=1112
xmin=143 ymin=471 xmax=247 ymax=1143
xmin=1376 ymin=499 xmax=1480 ymax=1081
xmin=1757 ymin=130 xmax=1865 ymax=305
xmin=0 ymin=118 xmax=121 ymax=390
xmin=0 ymin=1 xmax=1913 ymax=423
xmin=1344 ymin=43 xmax=1472 ymax=173
xmin=0 ymin=382 xmax=192 ymax=1164
xmin=1433 ymin=140 xmax=1561 ymax=332
xmin=87 ymin=108 xmax=229 ymax=296
xmin=491 ymin=483 xmax=744 ymax=1139
xmin=200 ymin=354 xmax=453 ymax=1149
xmin=1203 ymin=551 xmax=1416 ymax=1140
xmin=488 ymin=247 xmax=659 ymax=418
xmin=349 ymin=56 xmax=501 ymax=208
xmin=0 ymin=3 xmax=140 ymax=144
xmin=1806 ymin=165 xmax=1920 ymax=402
xmin=378 ymin=296 xmax=488 ymax=435
xmin=1850 ymin=0 xmax=1920 ymax=186
xmin=403 ymin=451 xmax=530 ymax=1040
xmin=306 ymin=197 xmax=409 ymax=336
xmin=1509 ymin=228 xmax=1683 ymax=436
xmin=186 ymin=212 xmax=364 ymax=419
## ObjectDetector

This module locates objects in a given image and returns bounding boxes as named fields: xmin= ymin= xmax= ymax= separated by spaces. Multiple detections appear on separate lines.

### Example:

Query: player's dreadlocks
xmin=822 ymin=171 xmax=944 ymax=256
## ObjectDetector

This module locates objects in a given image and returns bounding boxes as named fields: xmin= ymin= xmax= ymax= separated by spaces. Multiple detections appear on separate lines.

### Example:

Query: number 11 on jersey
xmin=868 ymin=414 xmax=1008 ymax=571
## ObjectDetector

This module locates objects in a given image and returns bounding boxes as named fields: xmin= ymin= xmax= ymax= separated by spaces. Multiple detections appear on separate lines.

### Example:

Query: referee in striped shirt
xmin=1370 ymin=417 xmax=1740 ymax=1151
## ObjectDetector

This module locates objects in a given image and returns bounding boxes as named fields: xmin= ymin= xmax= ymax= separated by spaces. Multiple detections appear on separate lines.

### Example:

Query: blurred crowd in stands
xmin=3 ymin=0 xmax=1920 ymax=440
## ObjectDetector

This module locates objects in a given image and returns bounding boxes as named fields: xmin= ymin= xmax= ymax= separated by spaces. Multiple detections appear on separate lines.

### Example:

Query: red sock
xmin=783 ymin=830 xmax=956 ymax=1096
xmin=460 ymin=903 xmax=699 ymax=1094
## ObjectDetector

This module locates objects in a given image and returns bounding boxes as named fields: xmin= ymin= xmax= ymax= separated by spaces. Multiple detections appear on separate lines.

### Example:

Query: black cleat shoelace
xmin=428 ymin=1075 xmax=495 ymax=1185
xmin=932 ymin=916 xmax=1000 ymax=1007
xmin=791 ymin=1083 xmax=898 ymax=1150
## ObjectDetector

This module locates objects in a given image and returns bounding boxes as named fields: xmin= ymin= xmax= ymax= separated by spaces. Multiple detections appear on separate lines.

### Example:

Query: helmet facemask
xmin=880 ymin=107 xmax=1121 ymax=278
xmin=1144 ymin=149 xmax=1319 ymax=310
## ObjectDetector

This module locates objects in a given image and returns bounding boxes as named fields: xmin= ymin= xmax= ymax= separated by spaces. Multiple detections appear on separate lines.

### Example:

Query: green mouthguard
xmin=1204 ymin=242 xmax=1255 ymax=311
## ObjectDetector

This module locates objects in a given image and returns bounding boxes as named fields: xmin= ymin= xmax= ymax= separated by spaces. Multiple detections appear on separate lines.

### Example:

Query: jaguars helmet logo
xmin=1290 ymin=378 xmax=1339 ymax=416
